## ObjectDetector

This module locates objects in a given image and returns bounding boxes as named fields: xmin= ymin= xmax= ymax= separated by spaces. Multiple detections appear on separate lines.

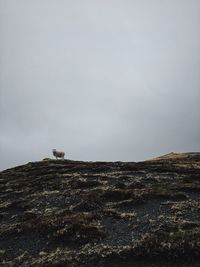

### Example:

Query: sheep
xmin=52 ymin=149 xmax=65 ymax=160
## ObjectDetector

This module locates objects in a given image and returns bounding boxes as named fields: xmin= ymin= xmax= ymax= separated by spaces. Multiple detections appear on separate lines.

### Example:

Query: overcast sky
xmin=0 ymin=0 xmax=200 ymax=170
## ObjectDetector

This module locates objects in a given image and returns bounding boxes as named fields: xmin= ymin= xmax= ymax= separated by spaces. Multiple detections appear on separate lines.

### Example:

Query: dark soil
xmin=0 ymin=152 xmax=200 ymax=266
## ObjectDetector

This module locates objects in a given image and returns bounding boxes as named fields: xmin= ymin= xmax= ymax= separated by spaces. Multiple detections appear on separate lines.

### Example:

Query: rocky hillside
xmin=0 ymin=153 xmax=200 ymax=266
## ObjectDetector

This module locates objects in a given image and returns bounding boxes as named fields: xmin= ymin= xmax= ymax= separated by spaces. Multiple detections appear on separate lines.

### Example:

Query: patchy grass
xmin=0 ymin=152 xmax=200 ymax=266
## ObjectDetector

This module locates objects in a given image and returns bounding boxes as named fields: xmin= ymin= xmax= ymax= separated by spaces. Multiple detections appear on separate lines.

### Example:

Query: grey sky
xmin=0 ymin=0 xmax=200 ymax=170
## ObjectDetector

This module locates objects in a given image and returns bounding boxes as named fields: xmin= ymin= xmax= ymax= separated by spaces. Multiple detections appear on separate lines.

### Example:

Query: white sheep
xmin=52 ymin=149 xmax=65 ymax=160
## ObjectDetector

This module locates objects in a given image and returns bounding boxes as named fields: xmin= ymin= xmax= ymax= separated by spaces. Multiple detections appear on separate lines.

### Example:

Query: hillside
xmin=0 ymin=153 xmax=200 ymax=266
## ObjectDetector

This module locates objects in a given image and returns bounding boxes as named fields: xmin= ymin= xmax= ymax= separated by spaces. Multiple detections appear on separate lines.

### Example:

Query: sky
xmin=0 ymin=0 xmax=200 ymax=170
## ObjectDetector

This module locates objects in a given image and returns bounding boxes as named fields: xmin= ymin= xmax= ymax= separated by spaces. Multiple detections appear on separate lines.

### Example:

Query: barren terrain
xmin=0 ymin=152 xmax=200 ymax=266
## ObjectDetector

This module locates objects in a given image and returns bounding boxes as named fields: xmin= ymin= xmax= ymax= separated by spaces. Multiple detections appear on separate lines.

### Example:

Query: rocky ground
xmin=0 ymin=152 xmax=200 ymax=266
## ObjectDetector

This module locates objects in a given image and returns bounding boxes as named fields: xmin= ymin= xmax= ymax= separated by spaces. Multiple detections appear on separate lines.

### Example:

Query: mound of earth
xmin=0 ymin=153 xmax=200 ymax=266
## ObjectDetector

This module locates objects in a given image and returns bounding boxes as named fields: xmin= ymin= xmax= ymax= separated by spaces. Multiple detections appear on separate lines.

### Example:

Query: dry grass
xmin=0 ymin=152 xmax=200 ymax=266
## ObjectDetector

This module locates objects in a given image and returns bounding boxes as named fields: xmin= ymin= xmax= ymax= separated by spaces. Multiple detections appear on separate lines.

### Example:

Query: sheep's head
xmin=52 ymin=149 xmax=56 ymax=155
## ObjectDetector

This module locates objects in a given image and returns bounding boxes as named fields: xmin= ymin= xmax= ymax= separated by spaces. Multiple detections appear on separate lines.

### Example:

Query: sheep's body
xmin=52 ymin=149 xmax=65 ymax=160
